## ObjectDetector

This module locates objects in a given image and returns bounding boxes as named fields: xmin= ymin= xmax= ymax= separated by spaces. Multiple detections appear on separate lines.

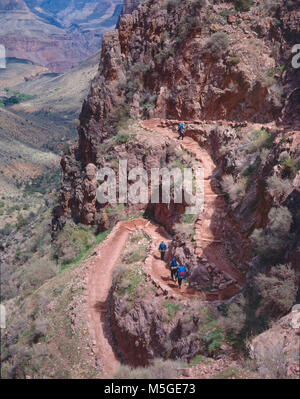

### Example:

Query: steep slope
xmin=56 ymin=1 xmax=299 ymax=364
xmin=0 ymin=0 xmax=123 ymax=72
xmin=5 ymin=52 xmax=100 ymax=117
xmin=1 ymin=0 xmax=299 ymax=381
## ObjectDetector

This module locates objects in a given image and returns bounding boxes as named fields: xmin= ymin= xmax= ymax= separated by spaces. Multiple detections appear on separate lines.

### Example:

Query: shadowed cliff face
xmin=0 ymin=0 xmax=124 ymax=72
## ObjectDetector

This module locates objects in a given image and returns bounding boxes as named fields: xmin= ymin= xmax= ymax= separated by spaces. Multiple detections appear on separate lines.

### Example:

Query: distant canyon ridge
xmin=0 ymin=0 xmax=124 ymax=72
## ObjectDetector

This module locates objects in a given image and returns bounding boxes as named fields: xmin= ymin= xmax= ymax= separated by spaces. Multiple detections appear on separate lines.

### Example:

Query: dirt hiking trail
xmin=86 ymin=118 xmax=245 ymax=376
xmin=86 ymin=217 xmax=201 ymax=377
xmin=141 ymin=119 xmax=245 ymax=292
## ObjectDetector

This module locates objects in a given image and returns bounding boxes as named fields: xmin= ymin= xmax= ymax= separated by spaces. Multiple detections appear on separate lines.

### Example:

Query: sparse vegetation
xmin=280 ymin=155 xmax=300 ymax=178
xmin=114 ymin=358 xmax=184 ymax=379
xmin=228 ymin=56 xmax=241 ymax=66
xmin=221 ymin=174 xmax=247 ymax=203
xmin=246 ymin=129 xmax=274 ymax=153
xmin=254 ymin=264 xmax=297 ymax=320
xmin=2 ymin=91 xmax=37 ymax=106
xmin=234 ymin=0 xmax=253 ymax=12
xmin=163 ymin=301 xmax=180 ymax=319
xmin=267 ymin=175 xmax=293 ymax=202
xmin=204 ymin=32 xmax=229 ymax=58
xmin=52 ymin=221 xmax=97 ymax=267
xmin=174 ymin=221 xmax=195 ymax=241
xmin=251 ymin=206 xmax=293 ymax=263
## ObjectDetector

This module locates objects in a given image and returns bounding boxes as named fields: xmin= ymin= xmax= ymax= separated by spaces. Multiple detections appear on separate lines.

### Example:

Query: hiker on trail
xmin=178 ymin=122 xmax=185 ymax=140
xmin=158 ymin=241 xmax=167 ymax=261
xmin=170 ymin=257 xmax=178 ymax=281
xmin=177 ymin=265 xmax=187 ymax=289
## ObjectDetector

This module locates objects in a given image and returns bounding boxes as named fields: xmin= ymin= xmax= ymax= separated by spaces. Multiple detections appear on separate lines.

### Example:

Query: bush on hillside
xmin=246 ymin=129 xmax=274 ymax=153
xmin=254 ymin=264 xmax=297 ymax=319
xmin=52 ymin=221 xmax=96 ymax=265
xmin=250 ymin=206 xmax=293 ymax=262
xmin=221 ymin=174 xmax=247 ymax=203
xmin=222 ymin=294 xmax=247 ymax=336
xmin=204 ymin=32 xmax=229 ymax=58
xmin=174 ymin=222 xmax=195 ymax=241
xmin=234 ymin=0 xmax=253 ymax=12
xmin=267 ymin=175 xmax=293 ymax=202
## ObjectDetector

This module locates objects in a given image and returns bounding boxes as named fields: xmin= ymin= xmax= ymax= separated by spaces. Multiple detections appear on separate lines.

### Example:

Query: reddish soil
xmin=86 ymin=119 xmax=246 ymax=376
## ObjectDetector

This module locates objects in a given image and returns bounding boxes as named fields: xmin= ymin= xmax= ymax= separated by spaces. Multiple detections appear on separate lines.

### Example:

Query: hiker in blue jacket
xmin=158 ymin=241 xmax=167 ymax=261
xmin=178 ymin=122 xmax=185 ymax=140
xmin=170 ymin=257 xmax=178 ymax=281
xmin=177 ymin=265 xmax=187 ymax=289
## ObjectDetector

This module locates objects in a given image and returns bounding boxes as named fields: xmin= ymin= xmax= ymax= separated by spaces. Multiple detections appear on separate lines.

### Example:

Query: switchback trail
xmin=141 ymin=119 xmax=245 ymax=296
xmin=86 ymin=118 xmax=245 ymax=377
xmin=86 ymin=217 xmax=202 ymax=377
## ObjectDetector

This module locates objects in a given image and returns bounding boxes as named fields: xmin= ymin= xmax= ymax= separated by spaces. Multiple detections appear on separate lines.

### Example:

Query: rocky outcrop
xmin=248 ymin=308 xmax=300 ymax=378
xmin=111 ymin=292 xmax=207 ymax=367
xmin=61 ymin=0 xmax=300 ymax=206
xmin=117 ymin=0 xmax=141 ymax=26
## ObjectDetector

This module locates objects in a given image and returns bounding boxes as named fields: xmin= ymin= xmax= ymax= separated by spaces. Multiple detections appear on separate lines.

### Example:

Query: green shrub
xmin=17 ymin=214 xmax=28 ymax=229
xmin=197 ymin=307 xmax=225 ymax=357
xmin=204 ymin=32 xmax=229 ymax=58
xmin=180 ymin=213 xmax=197 ymax=224
xmin=115 ymin=132 xmax=136 ymax=144
xmin=115 ymin=264 xmax=146 ymax=300
xmin=247 ymin=129 xmax=274 ymax=152
xmin=234 ymin=0 xmax=253 ymax=12
xmin=163 ymin=301 xmax=180 ymax=319
xmin=280 ymin=156 xmax=299 ymax=178
xmin=52 ymin=221 xmax=96 ymax=265
xmin=123 ymin=248 xmax=147 ymax=264
xmin=242 ymin=156 xmax=261 ymax=177
xmin=228 ymin=56 xmax=241 ymax=66
xmin=3 ymin=92 xmax=37 ymax=106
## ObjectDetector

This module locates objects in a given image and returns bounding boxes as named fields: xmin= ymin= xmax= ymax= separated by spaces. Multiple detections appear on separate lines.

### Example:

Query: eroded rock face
xmin=248 ymin=309 xmax=300 ymax=378
xmin=110 ymin=294 xmax=202 ymax=367
xmin=59 ymin=0 xmax=299 ymax=222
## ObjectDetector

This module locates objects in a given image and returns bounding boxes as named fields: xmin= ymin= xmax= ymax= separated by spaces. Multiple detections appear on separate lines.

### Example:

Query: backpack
xmin=170 ymin=259 xmax=178 ymax=268
xmin=177 ymin=266 xmax=186 ymax=279
xmin=159 ymin=243 xmax=166 ymax=251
